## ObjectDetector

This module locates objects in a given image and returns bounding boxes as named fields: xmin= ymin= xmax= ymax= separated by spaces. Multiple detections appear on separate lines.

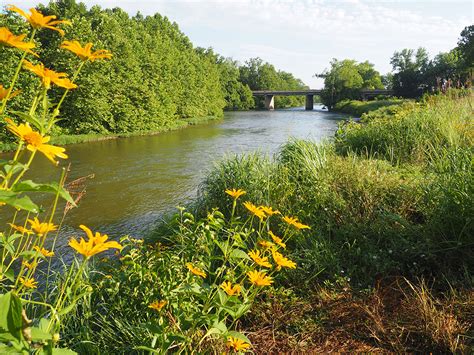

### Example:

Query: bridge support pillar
xmin=305 ymin=94 xmax=314 ymax=110
xmin=264 ymin=95 xmax=274 ymax=110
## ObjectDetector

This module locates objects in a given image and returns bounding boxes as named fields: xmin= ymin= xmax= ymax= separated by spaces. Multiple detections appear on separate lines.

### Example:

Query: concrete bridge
xmin=252 ymin=89 xmax=394 ymax=110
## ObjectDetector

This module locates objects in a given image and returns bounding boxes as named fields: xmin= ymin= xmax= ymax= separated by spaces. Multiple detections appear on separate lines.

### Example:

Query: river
xmin=3 ymin=105 xmax=346 ymax=243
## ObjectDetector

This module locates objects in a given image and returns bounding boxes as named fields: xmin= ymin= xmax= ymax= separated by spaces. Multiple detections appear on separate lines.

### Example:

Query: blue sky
xmin=3 ymin=0 xmax=473 ymax=87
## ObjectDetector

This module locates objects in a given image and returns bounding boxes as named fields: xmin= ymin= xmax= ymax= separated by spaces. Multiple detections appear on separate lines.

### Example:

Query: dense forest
xmin=0 ymin=0 xmax=308 ymax=139
xmin=318 ymin=25 xmax=473 ymax=109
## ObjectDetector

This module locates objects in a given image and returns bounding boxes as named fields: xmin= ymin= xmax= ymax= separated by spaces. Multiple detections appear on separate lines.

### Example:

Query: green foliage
xmin=335 ymin=93 xmax=473 ymax=163
xmin=62 ymin=205 xmax=304 ymax=353
xmin=389 ymin=25 xmax=473 ymax=99
xmin=196 ymin=48 xmax=255 ymax=110
xmin=239 ymin=57 xmax=308 ymax=109
xmin=390 ymin=47 xmax=431 ymax=98
xmin=317 ymin=59 xmax=384 ymax=109
xmin=195 ymin=93 xmax=473 ymax=288
xmin=457 ymin=25 xmax=474 ymax=73
xmin=333 ymin=98 xmax=406 ymax=117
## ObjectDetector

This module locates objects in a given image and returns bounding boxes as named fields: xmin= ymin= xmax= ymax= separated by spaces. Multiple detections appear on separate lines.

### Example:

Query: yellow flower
xmin=282 ymin=215 xmax=310 ymax=230
xmin=260 ymin=206 xmax=280 ymax=216
xmin=24 ymin=60 xmax=77 ymax=90
xmin=220 ymin=281 xmax=242 ymax=296
xmin=0 ymin=84 xmax=20 ymax=101
xmin=7 ymin=5 xmax=71 ymax=35
xmin=33 ymin=246 xmax=54 ymax=257
xmin=257 ymin=240 xmax=275 ymax=249
xmin=27 ymin=217 xmax=57 ymax=236
xmin=225 ymin=188 xmax=246 ymax=200
xmin=61 ymin=40 xmax=112 ymax=62
xmin=268 ymin=231 xmax=286 ymax=249
xmin=22 ymin=260 xmax=37 ymax=269
xmin=9 ymin=223 xmax=33 ymax=235
xmin=226 ymin=336 xmax=251 ymax=352
xmin=5 ymin=118 xmax=68 ymax=165
xmin=19 ymin=277 xmax=37 ymax=289
xmin=247 ymin=270 xmax=273 ymax=287
xmin=248 ymin=250 xmax=272 ymax=268
xmin=243 ymin=201 xmax=266 ymax=220
xmin=0 ymin=27 xmax=36 ymax=55
xmin=272 ymin=251 xmax=297 ymax=270
xmin=186 ymin=262 xmax=206 ymax=278
xmin=148 ymin=300 xmax=167 ymax=311
xmin=69 ymin=225 xmax=122 ymax=258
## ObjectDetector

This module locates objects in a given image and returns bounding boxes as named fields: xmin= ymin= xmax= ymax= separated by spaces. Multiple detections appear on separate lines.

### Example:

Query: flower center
xmin=24 ymin=131 xmax=43 ymax=147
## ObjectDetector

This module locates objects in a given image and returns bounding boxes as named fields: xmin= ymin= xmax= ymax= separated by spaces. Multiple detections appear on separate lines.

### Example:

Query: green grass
xmin=195 ymin=92 xmax=474 ymax=287
xmin=335 ymin=94 xmax=473 ymax=164
xmin=334 ymin=98 xmax=406 ymax=117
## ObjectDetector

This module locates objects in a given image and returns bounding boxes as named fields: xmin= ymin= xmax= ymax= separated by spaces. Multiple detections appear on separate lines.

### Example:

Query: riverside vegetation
xmin=1 ymin=2 xmax=473 ymax=355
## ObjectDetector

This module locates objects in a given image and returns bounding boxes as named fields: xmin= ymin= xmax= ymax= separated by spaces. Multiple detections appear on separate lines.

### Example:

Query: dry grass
xmin=244 ymin=279 xmax=473 ymax=353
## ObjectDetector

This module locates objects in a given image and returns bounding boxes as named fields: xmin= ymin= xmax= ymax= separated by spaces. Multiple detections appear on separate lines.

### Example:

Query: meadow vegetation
xmin=0 ymin=1 xmax=472 ymax=354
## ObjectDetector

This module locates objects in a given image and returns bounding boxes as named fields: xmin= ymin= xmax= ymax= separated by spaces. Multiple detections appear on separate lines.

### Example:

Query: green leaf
xmin=30 ymin=326 xmax=52 ymax=341
xmin=3 ymin=163 xmax=26 ymax=176
xmin=12 ymin=180 xmax=76 ymax=206
xmin=51 ymin=348 xmax=77 ymax=355
xmin=212 ymin=239 xmax=228 ymax=255
xmin=229 ymin=249 xmax=250 ymax=260
xmin=38 ymin=318 xmax=50 ymax=332
xmin=3 ymin=269 xmax=15 ymax=283
xmin=0 ymin=191 xmax=39 ymax=213
xmin=235 ymin=303 xmax=252 ymax=319
xmin=226 ymin=331 xmax=251 ymax=345
xmin=0 ymin=341 xmax=25 ymax=353
xmin=10 ymin=112 xmax=43 ymax=132
xmin=0 ymin=292 xmax=23 ymax=342
xmin=211 ymin=320 xmax=227 ymax=334
xmin=217 ymin=288 xmax=227 ymax=305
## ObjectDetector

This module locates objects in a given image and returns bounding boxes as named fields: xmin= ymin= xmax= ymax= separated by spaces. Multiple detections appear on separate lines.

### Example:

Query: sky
xmin=3 ymin=0 xmax=473 ymax=88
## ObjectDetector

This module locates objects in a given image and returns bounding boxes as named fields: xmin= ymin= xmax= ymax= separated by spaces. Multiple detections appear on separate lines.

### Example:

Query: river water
xmin=3 ymin=106 xmax=345 ymax=242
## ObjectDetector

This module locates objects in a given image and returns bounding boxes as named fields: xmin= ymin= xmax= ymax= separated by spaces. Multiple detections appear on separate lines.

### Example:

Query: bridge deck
xmin=252 ymin=90 xmax=321 ymax=96
xmin=252 ymin=89 xmax=393 ymax=96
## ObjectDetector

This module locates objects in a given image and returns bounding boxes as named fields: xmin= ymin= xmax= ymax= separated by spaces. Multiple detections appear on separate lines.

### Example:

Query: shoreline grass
xmin=334 ymin=98 xmax=407 ymax=117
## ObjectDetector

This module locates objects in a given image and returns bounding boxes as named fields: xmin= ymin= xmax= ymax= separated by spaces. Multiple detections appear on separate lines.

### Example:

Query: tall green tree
xmin=390 ymin=47 xmax=429 ymax=98
xmin=317 ymin=59 xmax=384 ymax=109
xmin=457 ymin=25 xmax=474 ymax=83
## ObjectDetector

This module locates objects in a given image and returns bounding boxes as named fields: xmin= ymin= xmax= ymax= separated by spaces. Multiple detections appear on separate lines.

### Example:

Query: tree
xmin=317 ymin=59 xmax=384 ymax=109
xmin=457 ymin=25 xmax=474 ymax=84
xmin=390 ymin=47 xmax=429 ymax=98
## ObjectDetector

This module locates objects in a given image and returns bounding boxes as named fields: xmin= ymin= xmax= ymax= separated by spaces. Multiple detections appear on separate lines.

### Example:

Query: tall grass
xmin=335 ymin=94 xmax=473 ymax=164
xmin=196 ymin=93 xmax=473 ymax=287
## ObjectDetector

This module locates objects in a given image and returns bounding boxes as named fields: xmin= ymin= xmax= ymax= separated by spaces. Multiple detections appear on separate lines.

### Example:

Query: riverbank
xmin=59 ymin=91 xmax=473 ymax=352
xmin=0 ymin=115 xmax=222 ymax=152
xmin=333 ymin=97 xmax=407 ymax=117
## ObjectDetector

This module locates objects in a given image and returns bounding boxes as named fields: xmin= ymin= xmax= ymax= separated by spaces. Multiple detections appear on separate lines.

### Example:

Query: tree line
xmin=318 ymin=25 xmax=473 ymax=109
xmin=0 ymin=0 xmax=308 ymax=138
